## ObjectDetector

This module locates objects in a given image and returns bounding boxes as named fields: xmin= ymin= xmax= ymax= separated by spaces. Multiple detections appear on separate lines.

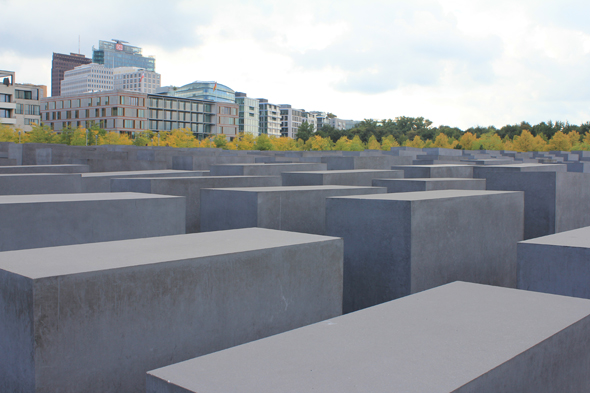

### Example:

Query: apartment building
xmin=114 ymin=67 xmax=161 ymax=94
xmin=235 ymin=92 xmax=259 ymax=136
xmin=280 ymin=105 xmax=317 ymax=139
xmin=0 ymin=70 xmax=46 ymax=132
xmin=258 ymin=98 xmax=281 ymax=137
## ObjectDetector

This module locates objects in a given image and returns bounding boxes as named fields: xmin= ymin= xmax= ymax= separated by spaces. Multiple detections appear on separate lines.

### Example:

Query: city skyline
xmin=2 ymin=0 xmax=590 ymax=129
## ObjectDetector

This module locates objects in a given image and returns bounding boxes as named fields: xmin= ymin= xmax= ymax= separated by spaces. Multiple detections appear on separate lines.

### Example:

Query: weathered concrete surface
xmin=0 ymin=164 xmax=90 ymax=174
xmin=0 ymin=173 xmax=83 ymax=194
xmin=518 ymin=226 xmax=590 ymax=299
xmin=201 ymin=185 xmax=387 ymax=235
xmin=209 ymin=162 xmax=327 ymax=176
xmin=81 ymin=170 xmax=208 ymax=193
xmin=321 ymin=155 xmax=413 ymax=170
xmin=472 ymin=163 xmax=567 ymax=177
xmin=146 ymin=282 xmax=590 ymax=393
xmin=281 ymin=169 xmax=403 ymax=186
xmin=372 ymin=177 xmax=486 ymax=192
xmin=0 ymin=193 xmax=185 ymax=251
xmin=326 ymin=190 xmax=524 ymax=313
xmin=475 ymin=171 xmax=590 ymax=239
xmin=390 ymin=164 xmax=474 ymax=178
xmin=0 ymin=228 xmax=343 ymax=393
xmin=111 ymin=176 xmax=282 ymax=233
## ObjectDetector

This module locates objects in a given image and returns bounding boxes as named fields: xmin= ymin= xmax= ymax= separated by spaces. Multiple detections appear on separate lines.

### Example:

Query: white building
xmin=60 ymin=63 xmax=113 ymax=96
xmin=280 ymin=105 xmax=317 ymax=139
xmin=0 ymin=70 xmax=45 ymax=132
xmin=329 ymin=117 xmax=347 ymax=130
xmin=114 ymin=67 xmax=161 ymax=94
xmin=258 ymin=99 xmax=281 ymax=137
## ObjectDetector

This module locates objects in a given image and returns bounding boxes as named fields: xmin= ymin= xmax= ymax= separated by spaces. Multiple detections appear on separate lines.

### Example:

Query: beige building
xmin=0 ymin=70 xmax=46 ymax=132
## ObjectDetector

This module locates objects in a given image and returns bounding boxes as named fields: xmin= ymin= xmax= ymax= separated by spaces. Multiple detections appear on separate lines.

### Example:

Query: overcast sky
xmin=2 ymin=0 xmax=590 ymax=129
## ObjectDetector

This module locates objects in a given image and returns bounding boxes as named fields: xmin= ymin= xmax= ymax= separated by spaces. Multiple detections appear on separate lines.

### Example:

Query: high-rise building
xmin=51 ymin=52 xmax=92 ymax=97
xmin=0 ymin=70 xmax=46 ymax=132
xmin=60 ymin=64 xmax=114 ymax=96
xmin=113 ymin=67 xmax=161 ymax=94
xmin=92 ymin=40 xmax=155 ymax=72
xmin=235 ymin=92 xmax=259 ymax=136
xmin=258 ymin=98 xmax=281 ymax=137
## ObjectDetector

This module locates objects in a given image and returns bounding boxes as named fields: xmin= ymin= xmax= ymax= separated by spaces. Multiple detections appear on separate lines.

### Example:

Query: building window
xmin=15 ymin=104 xmax=23 ymax=115
xmin=24 ymin=118 xmax=39 ymax=125
xmin=15 ymin=90 xmax=32 ymax=100
xmin=0 ymin=109 xmax=10 ymax=118
xmin=0 ymin=94 xmax=11 ymax=102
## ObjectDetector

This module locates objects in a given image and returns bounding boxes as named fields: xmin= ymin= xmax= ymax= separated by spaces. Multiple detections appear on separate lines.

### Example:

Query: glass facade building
xmin=92 ymin=40 xmax=155 ymax=72
xmin=235 ymin=92 xmax=259 ymax=136
xmin=161 ymin=81 xmax=236 ymax=103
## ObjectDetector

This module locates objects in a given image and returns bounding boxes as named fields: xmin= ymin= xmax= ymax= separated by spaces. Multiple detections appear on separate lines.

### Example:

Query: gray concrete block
xmin=0 ymin=164 xmax=90 ymax=174
xmin=111 ymin=176 xmax=282 ymax=233
xmin=475 ymin=171 xmax=590 ymax=239
xmin=518 ymin=226 xmax=590 ymax=299
xmin=146 ymin=281 xmax=590 ymax=393
xmin=372 ymin=177 xmax=486 ymax=192
xmin=209 ymin=162 xmax=327 ymax=176
xmin=0 ymin=228 xmax=343 ymax=393
xmin=326 ymin=190 xmax=524 ymax=313
xmin=461 ymin=158 xmax=515 ymax=165
xmin=566 ymin=162 xmax=590 ymax=173
xmin=0 ymin=173 xmax=83 ymax=195
xmin=201 ymin=185 xmax=387 ymax=235
xmin=391 ymin=164 xmax=474 ymax=178
xmin=0 ymin=193 xmax=185 ymax=251
xmin=322 ymin=156 xmax=413 ymax=170
xmin=281 ymin=169 xmax=403 ymax=186
xmin=473 ymin=163 xmax=567 ymax=177
xmin=81 ymin=170 xmax=208 ymax=193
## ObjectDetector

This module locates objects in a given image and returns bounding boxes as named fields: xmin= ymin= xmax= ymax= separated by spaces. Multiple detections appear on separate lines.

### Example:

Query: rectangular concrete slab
xmin=111 ymin=176 xmax=282 ymax=233
xmin=0 ymin=193 xmax=185 ymax=251
xmin=0 ymin=164 xmax=89 ymax=174
xmin=81 ymin=169 xmax=208 ymax=192
xmin=473 ymin=163 xmax=567 ymax=177
xmin=281 ymin=169 xmax=403 ymax=186
xmin=518 ymin=226 xmax=590 ymax=299
xmin=391 ymin=164 xmax=474 ymax=178
xmin=201 ymin=185 xmax=387 ymax=235
xmin=372 ymin=177 xmax=486 ymax=192
xmin=146 ymin=282 xmax=590 ymax=393
xmin=475 ymin=171 xmax=590 ymax=239
xmin=0 ymin=228 xmax=343 ymax=393
xmin=0 ymin=173 xmax=83 ymax=194
xmin=326 ymin=190 xmax=524 ymax=312
xmin=209 ymin=163 xmax=327 ymax=176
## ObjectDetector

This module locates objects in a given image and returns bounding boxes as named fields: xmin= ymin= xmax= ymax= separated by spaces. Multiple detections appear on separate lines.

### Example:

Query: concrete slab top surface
xmin=203 ymin=185 xmax=384 ymax=192
xmin=520 ymin=226 xmax=590 ymax=248
xmin=147 ymin=282 xmax=590 ymax=393
xmin=211 ymin=163 xmax=315 ymax=167
xmin=81 ymin=170 xmax=202 ymax=177
xmin=0 ymin=192 xmax=182 ymax=205
xmin=391 ymin=164 xmax=473 ymax=168
xmin=327 ymin=189 xmax=518 ymax=201
xmin=0 ymin=173 xmax=82 ymax=178
xmin=0 ymin=228 xmax=340 ymax=279
xmin=116 ymin=176 xmax=279 ymax=181
xmin=374 ymin=177 xmax=484 ymax=182
xmin=474 ymin=163 xmax=567 ymax=171
xmin=282 ymin=170 xmax=402 ymax=174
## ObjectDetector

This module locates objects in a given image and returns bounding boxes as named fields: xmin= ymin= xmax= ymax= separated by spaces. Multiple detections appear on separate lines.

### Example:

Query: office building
xmin=0 ymin=70 xmax=46 ymax=132
xmin=280 ymin=105 xmax=317 ymax=139
xmin=40 ymin=90 xmax=238 ymax=138
xmin=235 ymin=92 xmax=259 ymax=136
xmin=114 ymin=67 xmax=161 ymax=94
xmin=329 ymin=117 xmax=347 ymax=130
xmin=158 ymin=81 xmax=236 ymax=103
xmin=60 ymin=64 xmax=114 ymax=96
xmin=51 ymin=52 xmax=92 ymax=97
xmin=258 ymin=98 xmax=281 ymax=137
xmin=92 ymin=40 xmax=155 ymax=72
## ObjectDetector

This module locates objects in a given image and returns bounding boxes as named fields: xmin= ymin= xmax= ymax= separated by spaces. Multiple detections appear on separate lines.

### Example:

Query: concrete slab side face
xmin=1 ymin=230 xmax=343 ymax=393
xmin=555 ymin=173 xmax=590 ymax=233
xmin=0 ymin=271 xmax=34 ymax=393
xmin=0 ymin=195 xmax=186 ymax=251
xmin=517 ymin=227 xmax=590 ymax=299
xmin=282 ymin=170 xmax=404 ymax=186
xmin=0 ymin=173 xmax=83 ymax=195
xmin=145 ymin=282 xmax=590 ymax=393
xmin=326 ymin=198 xmax=412 ymax=313
xmin=481 ymin=172 xmax=557 ymax=239
xmin=372 ymin=178 xmax=486 ymax=193
xmin=410 ymin=193 xmax=524 ymax=293
xmin=201 ymin=187 xmax=387 ymax=235
xmin=326 ymin=191 xmax=523 ymax=313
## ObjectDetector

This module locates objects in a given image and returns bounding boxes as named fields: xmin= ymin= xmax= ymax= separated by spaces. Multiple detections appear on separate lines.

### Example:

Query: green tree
xmin=254 ymin=134 xmax=274 ymax=151
xmin=24 ymin=124 xmax=56 ymax=144
xmin=296 ymin=121 xmax=315 ymax=142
